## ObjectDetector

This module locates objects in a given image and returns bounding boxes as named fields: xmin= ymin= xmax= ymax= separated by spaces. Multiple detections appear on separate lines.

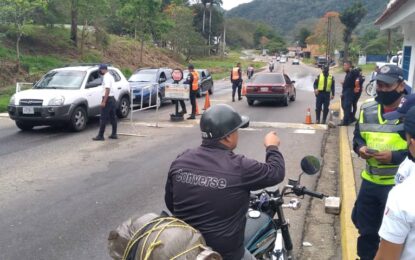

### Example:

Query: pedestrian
xmin=165 ymin=104 xmax=285 ymax=260
xmin=171 ymin=68 xmax=187 ymax=115
xmin=268 ymin=60 xmax=274 ymax=72
xmin=231 ymin=62 xmax=243 ymax=102
xmin=352 ymin=64 xmax=409 ymax=260
xmin=247 ymin=64 xmax=254 ymax=79
xmin=351 ymin=67 xmax=365 ymax=121
xmin=93 ymin=64 xmax=117 ymax=141
xmin=184 ymin=64 xmax=199 ymax=120
xmin=313 ymin=66 xmax=335 ymax=124
xmin=370 ymin=65 xmax=379 ymax=82
xmin=383 ymin=94 xmax=415 ymax=185
xmin=339 ymin=61 xmax=359 ymax=126
xmin=374 ymin=106 xmax=415 ymax=260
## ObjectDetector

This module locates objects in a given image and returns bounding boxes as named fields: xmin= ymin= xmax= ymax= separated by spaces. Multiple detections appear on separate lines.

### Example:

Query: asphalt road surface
xmin=0 ymin=60 xmax=332 ymax=259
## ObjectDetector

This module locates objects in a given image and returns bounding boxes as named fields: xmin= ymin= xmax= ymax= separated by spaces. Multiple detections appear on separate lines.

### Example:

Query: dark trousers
xmin=174 ymin=100 xmax=186 ymax=113
xmin=189 ymin=90 xmax=197 ymax=116
xmin=352 ymin=92 xmax=362 ymax=120
xmin=98 ymin=96 xmax=117 ymax=137
xmin=351 ymin=179 xmax=393 ymax=260
xmin=341 ymin=92 xmax=353 ymax=124
xmin=232 ymin=81 xmax=242 ymax=100
xmin=315 ymin=92 xmax=330 ymax=123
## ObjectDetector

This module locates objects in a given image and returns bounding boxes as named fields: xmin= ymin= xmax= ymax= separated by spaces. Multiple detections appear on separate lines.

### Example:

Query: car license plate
xmin=22 ymin=106 xmax=34 ymax=114
xmin=260 ymin=87 xmax=269 ymax=92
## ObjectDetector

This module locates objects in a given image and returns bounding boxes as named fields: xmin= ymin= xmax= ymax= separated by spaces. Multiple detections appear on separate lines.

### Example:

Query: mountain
xmin=226 ymin=0 xmax=389 ymax=36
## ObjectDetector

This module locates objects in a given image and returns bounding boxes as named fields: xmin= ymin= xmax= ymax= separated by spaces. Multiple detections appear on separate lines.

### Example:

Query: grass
xmin=0 ymin=85 xmax=15 ymax=113
xmin=191 ymin=51 xmax=266 ymax=80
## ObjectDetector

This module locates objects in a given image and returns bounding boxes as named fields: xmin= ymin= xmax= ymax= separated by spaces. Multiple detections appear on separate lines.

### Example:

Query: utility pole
xmin=223 ymin=25 xmax=226 ymax=57
xmin=326 ymin=16 xmax=332 ymax=65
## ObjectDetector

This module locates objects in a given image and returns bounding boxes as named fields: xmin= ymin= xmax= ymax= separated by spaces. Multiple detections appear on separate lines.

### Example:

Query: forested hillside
xmin=227 ymin=0 xmax=388 ymax=37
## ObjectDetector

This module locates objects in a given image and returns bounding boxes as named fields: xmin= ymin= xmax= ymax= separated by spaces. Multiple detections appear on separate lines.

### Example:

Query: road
xmin=0 ymin=60 xmax=332 ymax=259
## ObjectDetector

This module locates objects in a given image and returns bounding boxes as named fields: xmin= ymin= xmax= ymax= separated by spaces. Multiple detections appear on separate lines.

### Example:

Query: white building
xmin=376 ymin=0 xmax=415 ymax=88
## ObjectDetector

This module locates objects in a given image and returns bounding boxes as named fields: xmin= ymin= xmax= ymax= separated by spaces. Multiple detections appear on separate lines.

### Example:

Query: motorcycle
xmin=244 ymin=156 xmax=327 ymax=260
xmin=365 ymin=79 xmax=377 ymax=97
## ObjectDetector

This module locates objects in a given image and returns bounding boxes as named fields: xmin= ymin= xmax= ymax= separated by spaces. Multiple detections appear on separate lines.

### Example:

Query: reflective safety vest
xmin=317 ymin=74 xmax=333 ymax=92
xmin=358 ymin=101 xmax=407 ymax=185
xmin=231 ymin=67 xmax=240 ymax=81
xmin=191 ymin=71 xmax=199 ymax=91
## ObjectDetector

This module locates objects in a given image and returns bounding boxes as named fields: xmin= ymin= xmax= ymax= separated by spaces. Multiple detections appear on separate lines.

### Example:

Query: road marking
xmin=293 ymin=129 xmax=316 ymax=134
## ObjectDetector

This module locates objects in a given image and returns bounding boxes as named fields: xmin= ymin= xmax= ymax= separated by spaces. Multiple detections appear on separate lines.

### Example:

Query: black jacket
xmin=343 ymin=69 xmax=359 ymax=95
xmin=165 ymin=140 xmax=285 ymax=260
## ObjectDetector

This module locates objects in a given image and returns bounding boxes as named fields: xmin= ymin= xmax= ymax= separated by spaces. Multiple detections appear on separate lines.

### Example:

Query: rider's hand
xmin=359 ymin=146 xmax=373 ymax=159
xmin=314 ymin=89 xmax=319 ymax=96
xmin=264 ymin=131 xmax=280 ymax=147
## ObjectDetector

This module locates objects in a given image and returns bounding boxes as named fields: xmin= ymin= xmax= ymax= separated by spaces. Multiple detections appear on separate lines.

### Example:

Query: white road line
xmin=293 ymin=129 xmax=316 ymax=134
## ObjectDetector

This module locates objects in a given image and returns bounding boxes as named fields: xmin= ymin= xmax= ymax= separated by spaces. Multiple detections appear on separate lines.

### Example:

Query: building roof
xmin=375 ymin=0 xmax=409 ymax=25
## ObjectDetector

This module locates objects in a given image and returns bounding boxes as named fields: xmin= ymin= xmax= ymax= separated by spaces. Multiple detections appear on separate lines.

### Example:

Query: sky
xmin=222 ymin=0 xmax=253 ymax=10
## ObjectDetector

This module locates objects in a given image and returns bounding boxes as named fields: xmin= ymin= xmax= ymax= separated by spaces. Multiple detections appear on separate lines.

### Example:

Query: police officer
xmin=375 ymin=106 xmax=415 ymax=260
xmin=352 ymin=64 xmax=408 ymax=260
xmin=171 ymin=68 xmax=187 ymax=115
xmin=231 ymin=62 xmax=243 ymax=102
xmin=165 ymin=104 xmax=285 ymax=260
xmin=340 ymin=61 xmax=359 ymax=126
xmin=352 ymin=67 xmax=365 ymax=121
xmin=184 ymin=64 xmax=199 ymax=120
xmin=313 ymin=66 xmax=335 ymax=124
xmin=93 ymin=64 xmax=117 ymax=141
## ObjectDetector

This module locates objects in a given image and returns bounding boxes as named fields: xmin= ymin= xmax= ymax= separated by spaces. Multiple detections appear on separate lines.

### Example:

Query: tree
xmin=296 ymin=28 xmax=311 ymax=48
xmin=339 ymin=1 xmax=367 ymax=62
xmin=0 ymin=0 xmax=47 ymax=70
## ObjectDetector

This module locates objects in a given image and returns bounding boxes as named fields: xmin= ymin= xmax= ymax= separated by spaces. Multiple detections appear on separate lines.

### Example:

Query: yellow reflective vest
xmin=358 ymin=101 xmax=407 ymax=185
xmin=317 ymin=74 xmax=333 ymax=92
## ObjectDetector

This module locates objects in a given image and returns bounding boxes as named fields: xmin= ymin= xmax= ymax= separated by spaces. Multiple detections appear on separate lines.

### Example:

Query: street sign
xmin=165 ymin=84 xmax=189 ymax=100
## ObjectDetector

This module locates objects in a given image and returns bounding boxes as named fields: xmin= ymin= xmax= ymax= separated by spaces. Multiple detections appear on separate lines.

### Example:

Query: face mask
xmin=375 ymin=89 xmax=402 ymax=105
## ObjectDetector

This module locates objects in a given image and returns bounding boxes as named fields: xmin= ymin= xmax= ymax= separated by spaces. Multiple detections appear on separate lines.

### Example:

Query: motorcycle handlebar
xmin=294 ymin=186 xmax=325 ymax=199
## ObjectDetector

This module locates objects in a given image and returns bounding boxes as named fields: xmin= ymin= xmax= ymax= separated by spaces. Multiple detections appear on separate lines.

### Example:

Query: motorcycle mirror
xmin=300 ymin=156 xmax=321 ymax=175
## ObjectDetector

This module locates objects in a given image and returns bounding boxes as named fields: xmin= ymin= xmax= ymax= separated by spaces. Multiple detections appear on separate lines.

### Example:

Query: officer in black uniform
xmin=165 ymin=104 xmax=286 ymax=260
xmin=340 ymin=61 xmax=359 ymax=126
xmin=184 ymin=64 xmax=198 ymax=120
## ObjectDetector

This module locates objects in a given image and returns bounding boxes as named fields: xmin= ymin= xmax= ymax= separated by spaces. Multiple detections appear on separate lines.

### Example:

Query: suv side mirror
xmin=291 ymin=80 xmax=296 ymax=84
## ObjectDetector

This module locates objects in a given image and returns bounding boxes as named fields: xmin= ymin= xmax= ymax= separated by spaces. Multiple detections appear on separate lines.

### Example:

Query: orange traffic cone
xmin=203 ymin=92 xmax=211 ymax=110
xmin=305 ymin=108 xmax=312 ymax=124
xmin=196 ymin=101 xmax=200 ymax=115
xmin=242 ymin=84 xmax=247 ymax=96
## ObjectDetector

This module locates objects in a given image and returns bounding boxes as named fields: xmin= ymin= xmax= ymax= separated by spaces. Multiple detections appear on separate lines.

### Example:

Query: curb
xmin=0 ymin=113 xmax=9 ymax=118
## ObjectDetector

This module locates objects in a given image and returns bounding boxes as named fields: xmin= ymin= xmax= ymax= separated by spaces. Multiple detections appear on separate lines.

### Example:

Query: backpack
xmin=108 ymin=213 xmax=222 ymax=260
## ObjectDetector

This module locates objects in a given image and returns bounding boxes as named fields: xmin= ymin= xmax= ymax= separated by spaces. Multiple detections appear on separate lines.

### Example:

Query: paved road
xmin=0 ymin=60 xmax=330 ymax=259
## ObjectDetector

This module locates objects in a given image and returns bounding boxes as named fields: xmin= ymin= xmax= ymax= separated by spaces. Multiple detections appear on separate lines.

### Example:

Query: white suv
xmin=8 ymin=65 xmax=131 ymax=131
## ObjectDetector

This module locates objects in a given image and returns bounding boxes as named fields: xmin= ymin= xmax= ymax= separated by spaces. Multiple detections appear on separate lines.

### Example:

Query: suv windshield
xmin=34 ymin=70 xmax=86 ymax=89
xmin=129 ymin=70 xmax=157 ymax=82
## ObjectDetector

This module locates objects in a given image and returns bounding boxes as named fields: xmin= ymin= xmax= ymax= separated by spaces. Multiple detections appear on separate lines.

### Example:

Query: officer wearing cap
xmin=93 ymin=64 xmax=117 ymax=141
xmin=375 ymin=106 xmax=415 ymax=260
xmin=165 ymin=104 xmax=285 ymax=260
xmin=352 ymin=64 xmax=408 ymax=260
xmin=184 ymin=64 xmax=199 ymax=120
xmin=313 ymin=66 xmax=335 ymax=124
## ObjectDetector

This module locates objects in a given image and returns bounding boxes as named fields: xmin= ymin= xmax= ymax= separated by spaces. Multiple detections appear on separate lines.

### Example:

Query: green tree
xmin=339 ymin=1 xmax=367 ymax=61
xmin=296 ymin=28 xmax=311 ymax=48
xmin=0 ymin=0 xmax=47 ymax=69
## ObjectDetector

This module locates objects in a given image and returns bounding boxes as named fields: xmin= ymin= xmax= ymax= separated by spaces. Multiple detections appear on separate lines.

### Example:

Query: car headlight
xmin=48 ymin=96 xmax=65 ymax=106
xmin=9 ymin=94 xmax=16 ymax=106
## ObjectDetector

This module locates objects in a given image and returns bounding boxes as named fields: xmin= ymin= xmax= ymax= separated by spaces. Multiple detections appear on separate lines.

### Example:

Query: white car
xmin=280 ymin=56 xmax=287 ymax=63
xmin=292 ymin=58 xmax=300 ymax=65
xmin=8 ymin=65 xmax=131 ymax=131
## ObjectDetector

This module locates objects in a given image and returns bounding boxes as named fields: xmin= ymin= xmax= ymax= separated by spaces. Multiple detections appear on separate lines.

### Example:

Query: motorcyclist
xmin=164 ymin=104 xmax=285 ymax=260
xmin=269 ymin=60 xmax=275 ymax=72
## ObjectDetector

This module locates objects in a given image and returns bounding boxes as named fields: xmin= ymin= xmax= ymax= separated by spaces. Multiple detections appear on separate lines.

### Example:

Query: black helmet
xmin=200 ymin=104 xmax=249 ymax=139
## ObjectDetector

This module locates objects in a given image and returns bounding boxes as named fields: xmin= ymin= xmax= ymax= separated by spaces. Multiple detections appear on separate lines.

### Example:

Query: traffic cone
xmin=203 ymin=92 xmax=211 ymax=110
xmin=242 ymin=84 xmax=247 ymax=96
xmin=305 ymin=108 xmax=312 ymax=124
xmin=196 ymin=101 xmax=200 ymax=115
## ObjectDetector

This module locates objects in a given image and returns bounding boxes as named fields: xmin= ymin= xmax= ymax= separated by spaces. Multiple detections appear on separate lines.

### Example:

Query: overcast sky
xmin=222 ymin=0 xmax=253 ymax=10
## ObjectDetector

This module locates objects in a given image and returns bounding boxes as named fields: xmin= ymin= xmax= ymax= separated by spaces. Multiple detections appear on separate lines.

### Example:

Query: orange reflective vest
xmin=191 ymin=71 xmax=199 ymax=91
xmin=231 ymin=67 xmax=240 ymax=81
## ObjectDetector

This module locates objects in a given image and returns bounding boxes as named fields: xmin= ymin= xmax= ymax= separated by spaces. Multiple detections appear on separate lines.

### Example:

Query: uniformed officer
xmin=93 ymin=64 xmax=117 ymax=141
xmin=165 ymin=104 xmax=285 ymax=260
xmin=340 ymin=61 xmax=359 ymax=126
xmin=352 ymin=64 xmax=408 ymax=260
xmin=375 ymin=106 xmax=415 ymax=260
xmin=313 ymin=66 xmax=335 ymax=124
xmin=231 ymin=62 xmax=243 ymax=102
xmin=184 ymin=64 xmax=199 ymax=120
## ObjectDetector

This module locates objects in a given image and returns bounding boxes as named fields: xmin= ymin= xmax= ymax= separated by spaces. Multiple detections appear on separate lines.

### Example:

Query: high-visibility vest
xmin=317 ymin=74 xmax=333 ymax=92
xmin=191 ymin=71 xmax=199 ymax=91
xmin=231 ymin=67 xmax=240 ymax=81
xmin=358 ymin=100 xmax=407 ymax=185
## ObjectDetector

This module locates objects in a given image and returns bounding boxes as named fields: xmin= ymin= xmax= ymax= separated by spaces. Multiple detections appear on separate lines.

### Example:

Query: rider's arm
xmin=331 ymin=78 xmax=335 ymax=96
xmin=374 ymin=240 xmax=404 ymax=260
xmin=391 ymin=149 xmax=408 ymax=165
xmin=239 ymin=146 xmax=285 ymax=190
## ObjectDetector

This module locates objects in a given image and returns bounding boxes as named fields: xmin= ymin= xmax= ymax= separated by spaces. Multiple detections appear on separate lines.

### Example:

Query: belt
xmin=365 ymin=164 xmax=398 ymax=176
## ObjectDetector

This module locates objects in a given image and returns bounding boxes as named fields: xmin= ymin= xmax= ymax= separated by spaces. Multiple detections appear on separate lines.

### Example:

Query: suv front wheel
xmin=70 ymin=106 xmax=87 ymax=132
xmin=16 ymin=121 xmax=34 ymax=131
xmin=117 ymin=95 xmax=130 ymax=118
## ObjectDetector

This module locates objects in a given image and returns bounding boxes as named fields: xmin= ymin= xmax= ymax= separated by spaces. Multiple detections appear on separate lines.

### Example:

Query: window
xmin=34 ymin=70 xmax=86 ymax=90
xmin=403 ymin=46 xmax=411 ymax=81
xmin=284 ymin=75 xmax=291 ymax=83
xmin=159 ymin=72 xmax=167 ymax=82
xmin=109 ymin=70 xmax=121 ymax=82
